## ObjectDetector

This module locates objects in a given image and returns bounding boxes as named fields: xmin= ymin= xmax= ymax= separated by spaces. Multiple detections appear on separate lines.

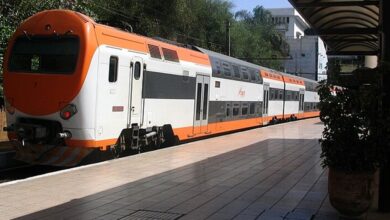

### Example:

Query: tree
xmin=231 ymin=6 xmax=288 ymax=70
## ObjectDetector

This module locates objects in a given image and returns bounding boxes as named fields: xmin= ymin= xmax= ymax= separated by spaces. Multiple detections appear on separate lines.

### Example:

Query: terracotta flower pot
xmin=328 ymin=168 xmax=375 ymax=218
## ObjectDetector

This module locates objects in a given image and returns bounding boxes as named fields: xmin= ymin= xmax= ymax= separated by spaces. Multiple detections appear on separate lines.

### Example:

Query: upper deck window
xmin=232 ymin=65 xmax=240 ymax=78
xmin=162 ymin=48 xmax=179 ymax=62
xmin=249 ymin=69 xmax=257 ymax=81
xmin=222 ymin=61 xmax=231 ymax=77
xmin=241 ymin=67 xmax=249 ymax=80
xmin=9 ymin=36 xmax=79 ymax=74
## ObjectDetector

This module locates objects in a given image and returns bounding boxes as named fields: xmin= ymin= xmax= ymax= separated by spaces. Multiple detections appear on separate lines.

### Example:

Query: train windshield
xmin=9 ymin=36 xmax=79 ymax=74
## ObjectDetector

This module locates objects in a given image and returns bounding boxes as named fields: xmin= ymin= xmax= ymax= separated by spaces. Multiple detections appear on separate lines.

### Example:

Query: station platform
xmin=0 ymin=118 xmax=389 ymax=220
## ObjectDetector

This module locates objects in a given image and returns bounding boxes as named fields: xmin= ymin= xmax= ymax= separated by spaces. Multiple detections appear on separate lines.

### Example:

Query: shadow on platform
xmin=12 ymin=139 xmax=349 ymax=220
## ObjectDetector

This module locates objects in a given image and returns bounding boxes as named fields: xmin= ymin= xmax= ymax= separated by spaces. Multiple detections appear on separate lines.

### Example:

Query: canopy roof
xmin=288 ymin=0 xmax=380 ymax=55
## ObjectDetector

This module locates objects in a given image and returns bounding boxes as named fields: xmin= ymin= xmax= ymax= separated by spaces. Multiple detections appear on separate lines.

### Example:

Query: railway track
xmin=0 ymin=164 xmax=66 ymax=184
xmin=0 ymin=148 xmax=146 ymax=184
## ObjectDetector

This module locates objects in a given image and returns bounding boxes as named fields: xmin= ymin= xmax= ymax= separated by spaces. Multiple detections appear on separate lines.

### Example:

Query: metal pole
xmin=226 ymin=20 xmax=231 ymax=56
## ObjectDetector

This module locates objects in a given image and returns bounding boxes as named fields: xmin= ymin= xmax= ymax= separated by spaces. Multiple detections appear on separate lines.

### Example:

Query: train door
xmin=262 ymin=83 xmax=269 ymax=118
xmin=193 ymin=75 xmax=210 ymax=134
xmin=128 ymin=57 xmax=144 ymax=127
xmin=298 ymin=89 xmax=305 ymax=118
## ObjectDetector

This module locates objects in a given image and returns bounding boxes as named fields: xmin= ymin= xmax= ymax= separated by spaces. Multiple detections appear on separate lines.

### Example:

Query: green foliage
xmin=88 ymin=0 xmax=284 ymax=68
xmin=231 ymin=6 xmax=286 ymax=70
xmin=318 ymin=64 xmax=388 ymax=172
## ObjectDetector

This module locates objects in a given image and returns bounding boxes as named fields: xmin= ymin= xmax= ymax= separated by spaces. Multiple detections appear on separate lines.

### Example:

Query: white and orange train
xmin=3 ymin=10 xmax=319 ymax=166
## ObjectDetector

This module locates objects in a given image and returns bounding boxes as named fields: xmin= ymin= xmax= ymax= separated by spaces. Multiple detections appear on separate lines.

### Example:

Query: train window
xmin=249 ymin=103 xmax=255 ymax=114
xmin=241 ymin=67 xmax=249 ymax=80
xmin=249 ymin=69 xmax=256 ymax=81
xmin=226 ymin=103 xmax=231 ymax=117
xmin=242 ymin=103 xmax=248 ymax=115
xmin=215 ymin=81 xmax=220 ymax=88
xmin=196 ymin=83 xmax=202 ymax=120
xmin=148 ymin=44 xmax=162 ymax=59
xmin=203 ymin=84 xmax=209 ymax=119
xmin=233 ymin=104 xmax=240 ymax=116
xmin=286 ymin=91 xmax=292 ymax=101
xmin=294 ymin=92 xmax=299 ymax=101
xmin=278 ymin=90 xmax=283 ymax=100
xmin=232 ymin=65 xmax=241 ymax=78
xmin=257 ymin=103 xmax=262 ymax=115
xmin=222 ymin=61 xmax=231 ymax=77
xmin=162 ymin=48 xmax=179 ymax=62
xmin=9 ymin=36 xmax=79 ymax=74
xmin=109 ymin=56 xmax=118 ymax=82
xmin=134 ymin=61 xmax=141 ymax=80
xmin=212 ymin=59 xmax=222 ymax=75
xmin=270 ymin=89 xmax=276 ymax=100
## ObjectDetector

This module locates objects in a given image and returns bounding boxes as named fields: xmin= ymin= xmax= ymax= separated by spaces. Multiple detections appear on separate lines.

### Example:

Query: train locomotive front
xmin=3 ymin=11 xmax=103 ymax=166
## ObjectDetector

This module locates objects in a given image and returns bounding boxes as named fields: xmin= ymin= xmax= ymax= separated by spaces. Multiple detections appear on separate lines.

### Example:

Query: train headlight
xmin=60 ymin=104 xmax=77 ymax=120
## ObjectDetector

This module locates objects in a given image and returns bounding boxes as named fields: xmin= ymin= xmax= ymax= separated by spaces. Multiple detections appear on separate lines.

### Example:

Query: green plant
xmin=318 ymin=66 xmax=388 ymax=172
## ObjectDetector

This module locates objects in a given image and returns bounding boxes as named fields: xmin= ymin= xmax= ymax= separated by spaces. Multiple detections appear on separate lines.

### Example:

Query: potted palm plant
xmin=318 ymin=63 xmax=388 ymax=218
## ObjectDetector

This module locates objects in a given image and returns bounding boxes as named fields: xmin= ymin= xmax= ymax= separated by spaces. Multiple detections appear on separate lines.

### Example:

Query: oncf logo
xmin=238 ymin=88 xmax=246 ymax=97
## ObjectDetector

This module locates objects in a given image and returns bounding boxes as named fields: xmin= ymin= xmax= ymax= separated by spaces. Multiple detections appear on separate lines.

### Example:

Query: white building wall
xmin=268 ymin=8 xmax=328 ymax=81
xmin=317 ymin=38 xmax=328 ymax=81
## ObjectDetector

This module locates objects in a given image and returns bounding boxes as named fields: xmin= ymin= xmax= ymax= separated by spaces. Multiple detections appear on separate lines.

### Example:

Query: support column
xmin=378 ymin=0 xmax=390 ymax=212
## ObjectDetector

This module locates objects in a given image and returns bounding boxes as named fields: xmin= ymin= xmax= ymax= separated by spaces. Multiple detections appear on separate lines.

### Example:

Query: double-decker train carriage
xmin=3 ymin=10 xmax=319 ymax=166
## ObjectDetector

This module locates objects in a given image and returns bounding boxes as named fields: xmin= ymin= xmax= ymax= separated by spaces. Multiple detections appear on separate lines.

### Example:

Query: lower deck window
xmin=242 ymin=104 xmax=248 ymax=115
xmin=233 ymin=104 xmax=240 ymax=116
xmin=226 ymin=104 xmax=231 ymax=117
xmin=250 ymin=103 xmax=255 ymax=114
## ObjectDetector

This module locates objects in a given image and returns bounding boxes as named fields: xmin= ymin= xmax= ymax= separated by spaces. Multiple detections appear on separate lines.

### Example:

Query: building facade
xmin=268 ymin=8 xmax=328 ymax=81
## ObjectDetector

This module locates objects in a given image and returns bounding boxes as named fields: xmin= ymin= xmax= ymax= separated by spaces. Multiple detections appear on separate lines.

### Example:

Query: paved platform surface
xmin=0 ymin=118 xmax=389 ymax=220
